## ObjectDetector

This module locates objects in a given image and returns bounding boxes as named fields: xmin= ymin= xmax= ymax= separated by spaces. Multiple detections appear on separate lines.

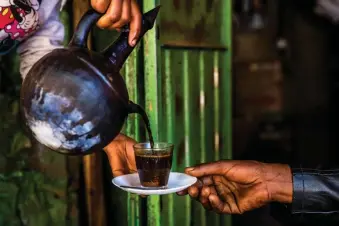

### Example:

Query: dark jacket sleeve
xmin=290 ymin=168 xmax=339 ymax=224
xmin=270 ymin=168 xmax=339 ymax=226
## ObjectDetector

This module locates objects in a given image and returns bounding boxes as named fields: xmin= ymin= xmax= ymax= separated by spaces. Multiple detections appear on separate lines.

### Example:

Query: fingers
xmin=103 ymin=139 xmax=129 ymax=177
xmin=176 ymin=178 xmax=218 ymax=211
xmin=105 ymin=148 xmax=129 ymax=177
xmin=185 ymin=160 xmax=236 ymax=177
xmin=96 ymin=0 xmax=123 ymax=28
xmin=176 ymin=189 xmax=188 ymax=196
xmin=176 ymin=176 xmax=235 ymax=214
xmin=199 ymin=195 xmax=211 ymax=210
xmin=176 ymin=176 xmax=212 ymax=196
xmin=103 ymin=134 xmax=138 ymax=177
xmin=199 ymin=186 xmax=214 ymax=210
xmin=209 ymin=194 xmax=230 ymax=214
xmin=108 ymin=0 xmax=131 ymax=30
xmin=93 ymin=0 xmax=141 ymax=47
xmin=201 ymin=176 xmax=214 ymax=186
xmin=125 ymin=136 xmax=137 ymax=173
xmin=191 ymin=185 xmax=218 ymax=211
xmin=91 ymin=0 xmax=110 ymax=13
xmin=213 ymin=175 xmax=238 ymax=212
xmin=177 ymin=179 xmax=202 ymax=197
xmin=128 ymin=0 xmax=142 ymax=46
xmin=189 ymin=179 xmax=204 ymax=198
xmin=176 ymin=186 xmax=213 ymax=210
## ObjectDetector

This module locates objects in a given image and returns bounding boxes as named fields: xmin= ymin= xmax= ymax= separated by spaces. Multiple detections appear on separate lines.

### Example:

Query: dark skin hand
xmin=177 ymin=160 xmax=293 ymax=214
xmin=103 ymin=133 xmax=147 ymax=198
xmin=103 ymin=133 xmax=137 ymax=177
xmin=91 ymin=0 xmax=142 ymax=47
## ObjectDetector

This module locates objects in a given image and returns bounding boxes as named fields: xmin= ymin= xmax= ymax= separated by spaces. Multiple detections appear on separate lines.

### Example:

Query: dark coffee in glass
xmin=133 ymin=142 xmax=174 ymax=188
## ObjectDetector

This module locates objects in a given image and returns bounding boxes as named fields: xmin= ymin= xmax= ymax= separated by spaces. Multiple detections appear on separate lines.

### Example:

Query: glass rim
xmin=133 ymin=142 xmax=174 ymax=150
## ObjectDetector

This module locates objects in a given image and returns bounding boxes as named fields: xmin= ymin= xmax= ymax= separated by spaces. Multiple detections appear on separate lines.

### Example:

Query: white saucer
xmin=112 ymin=172 xmax=197 ymax=195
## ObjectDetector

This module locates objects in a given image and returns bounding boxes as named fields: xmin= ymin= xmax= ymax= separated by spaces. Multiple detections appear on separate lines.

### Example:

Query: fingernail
xmin=186 ymin=167 xmax=194 ymax=172
xmin=130 ymin=39 xmax=137 ymax=46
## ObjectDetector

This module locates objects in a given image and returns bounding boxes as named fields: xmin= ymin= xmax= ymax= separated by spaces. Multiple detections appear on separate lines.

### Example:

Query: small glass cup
xmin=133 ymin=142 xmax=174 ymax=188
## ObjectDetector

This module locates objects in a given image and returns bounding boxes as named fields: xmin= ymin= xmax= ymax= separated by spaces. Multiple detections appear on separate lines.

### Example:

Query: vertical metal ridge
xmin=213 ymin=51 xmax=220 ymax=162
xmin=220 ymin=0 xmax=233 ymax=225
xmin=164 ymin=49 xmax=175 ymax=226
xmin=199 ymin=51 xmax=206 ymax=164
xmin=183 ymin=50 xmax=191 ymax=226
xmin=199 ymin=51 xmax=207 ymax=226
xmin=221 ymin=0 xmax=233 ymax=163
xmin=212 ymin=51 xmax=220 ymax=226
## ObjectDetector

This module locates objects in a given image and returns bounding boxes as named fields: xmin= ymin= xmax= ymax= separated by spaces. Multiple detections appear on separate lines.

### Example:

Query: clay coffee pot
xmin=20 ymin=6 xmax=160 ymax=155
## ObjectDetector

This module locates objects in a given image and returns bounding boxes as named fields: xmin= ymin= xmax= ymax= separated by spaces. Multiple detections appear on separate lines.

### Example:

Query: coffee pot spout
xmin=143 ymin=5 xmax=161 ymax=28
xmin=102 ymin=6 xmax=161 ymax=69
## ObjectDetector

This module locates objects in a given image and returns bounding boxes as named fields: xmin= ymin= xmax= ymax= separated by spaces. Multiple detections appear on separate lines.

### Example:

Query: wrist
xmin=264 ymin=163 xmax=293 ymax=204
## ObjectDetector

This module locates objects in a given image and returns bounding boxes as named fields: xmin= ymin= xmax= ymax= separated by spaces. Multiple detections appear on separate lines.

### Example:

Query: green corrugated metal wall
xmin=94 ymin=0 xmax=232 ymax=225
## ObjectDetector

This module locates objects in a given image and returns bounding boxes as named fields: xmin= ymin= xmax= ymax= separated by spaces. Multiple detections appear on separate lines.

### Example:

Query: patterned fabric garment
xmin=0 ymin=0 xmax=64 ymax=79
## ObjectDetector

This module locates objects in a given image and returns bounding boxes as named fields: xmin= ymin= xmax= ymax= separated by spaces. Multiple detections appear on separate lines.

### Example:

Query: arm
xmin=181 ymin=160 xmax=339 ymax=225
xmin=270 ymin=167 xmax=339 ymax=225
xmin=17 ymin=0 xmax=64 ymax=80
xmin=292 ymin=168 xmax=339 ymax=224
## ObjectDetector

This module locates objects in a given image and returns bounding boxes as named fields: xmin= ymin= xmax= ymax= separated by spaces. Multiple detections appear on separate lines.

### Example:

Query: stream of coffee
xmin=139 ymin=111 xmax=155 ymax=149
xmin=129 ymin=102 xmax=155 ymax=149
xmin=135 ymin=108 xmax=154 ymax=149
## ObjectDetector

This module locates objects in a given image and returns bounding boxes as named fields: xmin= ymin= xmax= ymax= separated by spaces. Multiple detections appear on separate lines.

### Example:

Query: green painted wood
xmin=200 ymin=51 xmax=221 ymax=226
xmin=164 ymin=49 xmax=187 ymax=226
xmin=174 ymin=50 xmax=187 ymax=226
xmin=182 ymin=50 xmax=192 ymax=226
xmin=91 ymin=0 xmax=233 ymax=225
xmin=188 ymin=51 xmax=206 ymax=226
xmin=213 ymin=51 xmax=221 ymax=226
xmin=220 ymin=0 xmax=233 ymax=161
xmin=125 ymin=47 xmax=141 ymax=226
xmin=220 ymin=1 xmax=233 ymax=226
xmin=213 ymin=51 xmax=220 ymax=162
xmin=198 ymin=51 xmax=207 ymax=226
xmin=160 ymin=49 xmax=175 ymax=226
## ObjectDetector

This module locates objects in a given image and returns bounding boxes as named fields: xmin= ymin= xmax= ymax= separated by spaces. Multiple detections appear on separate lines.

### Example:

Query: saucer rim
xmin=112 ymin=172 xmax=197 ymax=194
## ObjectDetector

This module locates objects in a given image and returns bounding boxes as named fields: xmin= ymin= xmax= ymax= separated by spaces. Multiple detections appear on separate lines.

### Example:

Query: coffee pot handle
xmin=68 ymin=9 xmax=102 ymax=48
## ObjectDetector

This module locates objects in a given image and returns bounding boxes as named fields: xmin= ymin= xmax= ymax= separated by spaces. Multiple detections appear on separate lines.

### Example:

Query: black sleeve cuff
xmin=271 ymin=166 xmax=339 ymax=225
xmin=289 ymin=167 xmax=339 ymax=225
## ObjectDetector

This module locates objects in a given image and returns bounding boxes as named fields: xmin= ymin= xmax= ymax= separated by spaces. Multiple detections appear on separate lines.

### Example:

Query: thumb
xmin=185 ymin=160 xmax=235 ymax=177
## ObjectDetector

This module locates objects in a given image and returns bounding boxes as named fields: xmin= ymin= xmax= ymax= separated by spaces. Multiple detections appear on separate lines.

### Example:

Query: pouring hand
xmin=177 ymin=160 xmax=292 ymax=214
xmin=91 ymin=0 xmax=142 ymax=47
xmin=103 ymin=133 xmax=137 ymax=177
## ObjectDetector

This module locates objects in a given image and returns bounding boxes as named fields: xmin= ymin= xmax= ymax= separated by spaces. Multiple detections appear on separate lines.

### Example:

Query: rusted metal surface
xmin=159 ymin=0 xmax=226 ymax=48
